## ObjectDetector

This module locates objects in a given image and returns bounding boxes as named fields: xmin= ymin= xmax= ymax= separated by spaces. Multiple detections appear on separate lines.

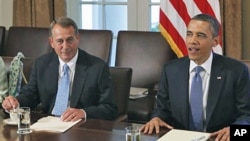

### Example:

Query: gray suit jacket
xmin=17 ymin=49 xmax=117 ymax=120
xmin=152 ymin=53 xmax=250 ymax=132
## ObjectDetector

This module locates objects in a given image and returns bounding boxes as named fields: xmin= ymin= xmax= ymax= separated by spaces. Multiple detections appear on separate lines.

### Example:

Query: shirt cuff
xmin=80 ymin=109 xmax=87 ymax=120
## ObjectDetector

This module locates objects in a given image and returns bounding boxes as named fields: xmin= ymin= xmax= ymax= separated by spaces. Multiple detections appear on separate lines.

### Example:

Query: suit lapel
xmin=206 ymin=54 xmax=225 ymax=125
xmin=176 ymin=58 xmax=190 ymax=127
xmin=70 ymin=50 xmax=88 ymax=107
xmin=46 ymin=54 xmax=60 ymax=112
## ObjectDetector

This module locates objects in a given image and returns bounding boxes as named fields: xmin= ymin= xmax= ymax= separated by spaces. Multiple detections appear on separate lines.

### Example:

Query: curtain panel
xmin=13 ymin=0 xmax=66 ymax=28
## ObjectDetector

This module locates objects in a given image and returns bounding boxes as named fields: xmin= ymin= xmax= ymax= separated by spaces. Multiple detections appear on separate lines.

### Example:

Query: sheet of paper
xmin=130 ymin=87 xmax=148 ymax=95
xmin=129 ymin=87 xmax=148 ymax=99
xmin=30 ymin=116 xmax=81 ymax=133
xmin=157 ymin=129 xmax=210 ymax=141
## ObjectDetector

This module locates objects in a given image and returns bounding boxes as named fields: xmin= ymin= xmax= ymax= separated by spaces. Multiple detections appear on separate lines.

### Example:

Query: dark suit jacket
xmin=17 ymin=49 xmax=118 ymax=120
xmin=152 ymin=53 xmax=250 ymax=132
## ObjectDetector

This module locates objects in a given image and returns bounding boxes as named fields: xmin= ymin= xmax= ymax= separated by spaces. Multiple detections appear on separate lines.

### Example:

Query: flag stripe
xmin=194 ymin=0 xmax=215 ymax=16
xmin=160 ymin=0 xmax=222 ymax=57
xmin=169 ymin=0 xmax=190 ymax=26
xmin=160 ymin=9 xmax=188 ymax=57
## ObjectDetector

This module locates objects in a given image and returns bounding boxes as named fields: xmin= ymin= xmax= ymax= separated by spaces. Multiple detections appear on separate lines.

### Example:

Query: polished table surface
xmin=0 ymin=110 xmax=168 ymax=141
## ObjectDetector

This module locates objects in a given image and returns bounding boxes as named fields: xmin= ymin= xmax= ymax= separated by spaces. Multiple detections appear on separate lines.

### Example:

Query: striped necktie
xmin=52 ymin=64 xmax=70 ymax=116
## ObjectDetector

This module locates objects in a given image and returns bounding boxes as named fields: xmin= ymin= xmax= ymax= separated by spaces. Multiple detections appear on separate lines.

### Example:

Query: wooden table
xmin=0 ymin=110 xmax=168 ymax=141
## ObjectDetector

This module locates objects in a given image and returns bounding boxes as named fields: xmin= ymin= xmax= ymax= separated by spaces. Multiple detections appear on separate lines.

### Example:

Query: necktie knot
xmin=63 ymin=64 xmax=69 ymax=75
xmin=195 ymin=66 xmax=204 ymax=74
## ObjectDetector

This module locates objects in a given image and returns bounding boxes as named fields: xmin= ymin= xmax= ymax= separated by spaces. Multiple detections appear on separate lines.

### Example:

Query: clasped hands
xmin=2 ymin=96 xmax=85 ymax=122
xmin=140 ymin=117 xmax=230 ymax=141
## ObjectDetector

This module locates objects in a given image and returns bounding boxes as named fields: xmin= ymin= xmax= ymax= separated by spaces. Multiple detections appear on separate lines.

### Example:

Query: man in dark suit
xmin=2 ymin=17 xmax=117 ymax=121
xmin=141 ymin=14 xmax=250 ymax=141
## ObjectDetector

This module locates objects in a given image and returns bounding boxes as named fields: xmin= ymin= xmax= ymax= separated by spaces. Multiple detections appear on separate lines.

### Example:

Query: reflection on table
xmin=0 ymin=110 xmax=168 ymax=141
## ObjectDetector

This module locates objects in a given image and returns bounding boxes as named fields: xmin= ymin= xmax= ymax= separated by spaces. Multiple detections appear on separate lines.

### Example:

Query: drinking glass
xmin=17 ymin=107 xmax=32 ymax=134
xmin=125 ymin=126 xmax=141 ymax=141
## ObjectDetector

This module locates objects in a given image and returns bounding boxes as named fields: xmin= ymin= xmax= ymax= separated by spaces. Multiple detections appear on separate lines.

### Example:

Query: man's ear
xmin=213 ymin=36 xmax=220 ymax=47
xmin=48 ymin=37 xmax=54 ymax=48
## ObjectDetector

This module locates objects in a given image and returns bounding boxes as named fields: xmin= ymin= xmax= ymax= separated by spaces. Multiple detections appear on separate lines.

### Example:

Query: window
xmin=66 ymin=0 xmax=160 ymax=65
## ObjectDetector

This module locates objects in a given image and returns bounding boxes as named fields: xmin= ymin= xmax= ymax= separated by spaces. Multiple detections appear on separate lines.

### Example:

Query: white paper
xmin=30 ymin=116 xmax=81 ymax=133
xmin=157 ymin=129 xmax=211 ymax=141
xmin=129 ymin=87 xmax=148 ymax=99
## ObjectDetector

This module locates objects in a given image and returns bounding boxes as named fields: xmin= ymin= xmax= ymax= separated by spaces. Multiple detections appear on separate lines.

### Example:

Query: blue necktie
xmin=52 ymin=64 xmax=70 ymax=116
xmin=190 ymin=66 xmax=204 ymax=131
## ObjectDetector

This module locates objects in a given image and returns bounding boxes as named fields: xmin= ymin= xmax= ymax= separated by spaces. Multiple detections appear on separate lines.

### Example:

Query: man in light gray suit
xmin=141 ymin=14 xmax=250 ymax=141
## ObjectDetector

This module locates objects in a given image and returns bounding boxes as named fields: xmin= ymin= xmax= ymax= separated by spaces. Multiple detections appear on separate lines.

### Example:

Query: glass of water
xmin=125 ymin=126 xmax=141 ymax=141
xmin=17 ymin=107 xmax=32 ymax=134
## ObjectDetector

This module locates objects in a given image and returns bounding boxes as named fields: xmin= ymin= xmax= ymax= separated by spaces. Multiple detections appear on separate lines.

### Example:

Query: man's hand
xmin=140 ymin=117 xmax=173 ymax=134
xmin=210 ymin=127 xmax=230 ymax=141
xmin=61 ymin=108 xmax=85 ymax=122
xmin=2 ymin=96 xmax=19 ymax=111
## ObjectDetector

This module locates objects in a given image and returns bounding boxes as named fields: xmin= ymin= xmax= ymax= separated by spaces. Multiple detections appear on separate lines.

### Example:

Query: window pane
xmin=151 ymin=0 xmax=160 ymax=2
xmin=150 ymin=5 xmax=159 ymax=31
xmin=109 ymin=38 xmax=117 ymax=66
xmin=81 ymin=0 xmax=99 ymax=2
xmin=105 ymin=0 xmax=127 ymax=2
xmin=81 ymin=4 xmax=103 ymax=29
xmin=106 ymin=5 xmax=127 ymax=35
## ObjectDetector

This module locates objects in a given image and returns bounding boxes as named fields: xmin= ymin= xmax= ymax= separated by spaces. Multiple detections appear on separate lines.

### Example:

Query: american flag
xmin=159 ymin=0 xmax=222 ymax=58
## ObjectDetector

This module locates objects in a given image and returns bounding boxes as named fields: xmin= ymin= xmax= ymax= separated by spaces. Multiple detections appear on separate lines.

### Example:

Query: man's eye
xmin=67 ymin=38 xmax=74 ymax=43
xmin=186 ymin=33 xmax=192 ymax=37
xmin=56 ymin=40 xmax=63 ymax=44
xmin=197 ymin=34 xmax=206 ymax=39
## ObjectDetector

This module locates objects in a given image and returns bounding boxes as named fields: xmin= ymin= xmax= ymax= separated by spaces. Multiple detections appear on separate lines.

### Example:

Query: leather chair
xmin=109 ymin=67 xmax=132 ymax=122
xmin=2 ymin=56 xmax=34 ymax=87
xmin=2 ymin=26 xmax=52 ymax=59
xmin=0 ymin=26 xmax=6 ymax=55
xmin=78 ymin=29 xmax=113 ymax=63
xmin=115 ymin=31 xmax=177 ymax=123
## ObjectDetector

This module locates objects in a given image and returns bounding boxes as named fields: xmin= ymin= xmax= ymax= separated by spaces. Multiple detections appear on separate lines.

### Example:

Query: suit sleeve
xmin=83 ymin=63 xmax=118 ymax=120
xmin=151 ymin=64 xmax=174 ymax=122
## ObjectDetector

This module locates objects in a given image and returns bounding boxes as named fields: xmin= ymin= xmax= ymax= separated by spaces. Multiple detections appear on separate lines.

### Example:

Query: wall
xmin=0 ymin=0 xmax=13 ymax=29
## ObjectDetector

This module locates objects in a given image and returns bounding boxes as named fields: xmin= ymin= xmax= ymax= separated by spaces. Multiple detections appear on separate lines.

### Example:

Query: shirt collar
xmin=58 ymin=50 xmax=78 ymax=73
xmin=189 ymin=52 xmax=213 ymax=74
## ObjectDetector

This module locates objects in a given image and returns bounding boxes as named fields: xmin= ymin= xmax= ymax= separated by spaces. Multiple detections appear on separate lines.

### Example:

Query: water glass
xmin=17 ymin=107 xmax=32 ymax=134
xmin=125 ymin=126 xmax=141 ymax=141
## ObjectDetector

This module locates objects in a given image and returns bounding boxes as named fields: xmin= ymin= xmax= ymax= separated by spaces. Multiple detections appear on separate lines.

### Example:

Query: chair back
xmin=0 ymin=26 xmax=6 ymax=55
xmin=3 ymin=26 xmax=52 ymax=59
xmin=78 ymin=29 xmax=113 ymax=63
xmin=109 ymin=67 xmax=132 ymax=122
xmin=115 ymin=31 xmax=177 ymax=123
xmin=115 ymin=30 xmax=177 ymax=89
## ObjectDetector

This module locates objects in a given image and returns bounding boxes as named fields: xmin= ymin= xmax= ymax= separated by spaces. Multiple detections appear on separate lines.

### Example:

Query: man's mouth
xmin=188 ymin=47 xmax=200 ymax=53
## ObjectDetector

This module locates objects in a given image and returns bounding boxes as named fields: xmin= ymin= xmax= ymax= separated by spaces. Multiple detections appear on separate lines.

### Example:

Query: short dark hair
xmin=49 ymin=17 xmax=79 ymax=37
xmin=191 ymin=14 xmax=220 ymax=37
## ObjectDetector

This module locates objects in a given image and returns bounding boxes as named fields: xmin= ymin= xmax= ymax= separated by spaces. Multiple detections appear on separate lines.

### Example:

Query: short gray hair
xmin=49 ymin=17 xmax=79 ymax=37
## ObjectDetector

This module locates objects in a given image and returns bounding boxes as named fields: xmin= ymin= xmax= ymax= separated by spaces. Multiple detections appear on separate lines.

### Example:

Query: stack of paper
xmin=129 ymin=87 xmax=148 ymax=99
xmin=30 ymin=116 xmax=81 ymax=133
xmin=157 ymin=129 xmax=211 ymax=141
